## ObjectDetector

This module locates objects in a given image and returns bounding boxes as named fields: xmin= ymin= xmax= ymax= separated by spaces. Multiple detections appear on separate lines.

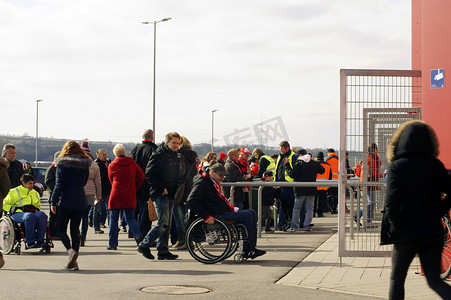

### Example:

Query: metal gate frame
xmin=339 ymin=69 xmax=422 ymax=257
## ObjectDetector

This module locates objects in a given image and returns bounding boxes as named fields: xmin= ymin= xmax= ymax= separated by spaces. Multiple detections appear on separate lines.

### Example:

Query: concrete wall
xmin=412 ymin=0 xmax=451 ymax=168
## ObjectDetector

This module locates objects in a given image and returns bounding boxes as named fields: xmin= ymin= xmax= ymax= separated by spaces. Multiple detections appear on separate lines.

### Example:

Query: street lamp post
xmin=211 ymin=109 xmax=218 ymax=152
xmin=35 ymin=99 xmax=43 ymax=167
xmin=142 ymin=17 xmax=172 ymax=141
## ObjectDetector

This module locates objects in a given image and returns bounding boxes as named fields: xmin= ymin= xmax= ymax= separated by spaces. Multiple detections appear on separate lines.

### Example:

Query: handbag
xmin=148 ymin=198 xmax=158 ymax=221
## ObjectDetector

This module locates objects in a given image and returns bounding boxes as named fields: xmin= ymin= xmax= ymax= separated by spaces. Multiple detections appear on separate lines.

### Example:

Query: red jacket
xmin=108 ymin=156 xmax=145 ymax=209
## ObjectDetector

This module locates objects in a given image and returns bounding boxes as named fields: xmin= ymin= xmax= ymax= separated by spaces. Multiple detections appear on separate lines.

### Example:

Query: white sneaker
xmin=66 ymin=249 xmax=78 ymax=270
xmin=286 ymin=227 xmax=297 ymax=232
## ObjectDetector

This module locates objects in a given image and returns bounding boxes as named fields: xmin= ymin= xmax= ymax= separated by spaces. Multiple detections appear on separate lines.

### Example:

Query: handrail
xmin=220 ymin=180 xmax=385 ymax=237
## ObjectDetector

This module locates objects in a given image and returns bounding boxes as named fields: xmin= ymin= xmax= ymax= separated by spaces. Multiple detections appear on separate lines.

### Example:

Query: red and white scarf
xmin=208 ymin=174 xmax=234 ymax=212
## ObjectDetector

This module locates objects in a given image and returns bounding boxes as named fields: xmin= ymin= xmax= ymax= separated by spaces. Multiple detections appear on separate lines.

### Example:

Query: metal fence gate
xmin=338 ymin=69 xmax=422 ymax=257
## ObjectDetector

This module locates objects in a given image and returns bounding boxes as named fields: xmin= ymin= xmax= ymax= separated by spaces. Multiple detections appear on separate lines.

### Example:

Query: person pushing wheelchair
xmin=3 ymin=174 xmax=48 ymax=248
xmin=187 ymin=162 xmax=266 ymax=259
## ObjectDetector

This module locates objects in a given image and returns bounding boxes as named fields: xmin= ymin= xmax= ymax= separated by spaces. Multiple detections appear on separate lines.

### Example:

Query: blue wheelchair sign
xmin=431 ymin=69 xmax=445 ymax=89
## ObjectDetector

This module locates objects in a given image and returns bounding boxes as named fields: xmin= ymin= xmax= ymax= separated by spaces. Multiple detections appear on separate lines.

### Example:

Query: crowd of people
xmin=0 ymin=131 xmax=387 ymax=269
xmin=1 ymin=122 xmax=450 ymax=300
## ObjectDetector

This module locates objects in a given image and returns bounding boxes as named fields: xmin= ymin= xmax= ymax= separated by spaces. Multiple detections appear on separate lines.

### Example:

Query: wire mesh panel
xmin=339 ymin=69 xmax=422 ymax=257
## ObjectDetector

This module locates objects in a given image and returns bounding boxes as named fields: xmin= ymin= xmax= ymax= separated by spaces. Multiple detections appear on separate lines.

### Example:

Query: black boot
xmin=80 ymin=236 xmax=86 ymax=247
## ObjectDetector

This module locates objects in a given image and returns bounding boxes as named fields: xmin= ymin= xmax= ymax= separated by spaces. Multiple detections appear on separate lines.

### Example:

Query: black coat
xmin=187 ymin=173 xmax=231 ymax=220
xmin=146 ymin=143 xmax=180 ymax=200
xmin=45 ymin=165 xmax=56 ymax=198
xmin=177 ymin=147 xmax=198 ymax=204
xmin=381 ymin=121 xmax=451 ymax=245
xmin=7 ymin=160 xmax=24 ymax=188
xmin=285 ymin=157 xmax=325 ymax=196
xmin=95 ymin=158 xmax=111 ymax=195
xmin=50 ymin=155 xmax=92 ymax=211
xmin=131 ymin=141 xmax=157 ymax=200
xmin=223 ymin=159 xmax=244 ymax=204
xmin=262 ymin=186 xmax=275 ymax=206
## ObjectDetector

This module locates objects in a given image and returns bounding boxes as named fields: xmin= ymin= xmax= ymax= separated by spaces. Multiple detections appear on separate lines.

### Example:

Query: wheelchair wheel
xmin=0 ymin=216 xmax=16 ymax=254
xmin=186 ymin=218 xmax=232 ymax=264
xmin=224 ymin=224 xmax=239 ymax=260
xmin=440 ymin=216 xmax=451 ymax=280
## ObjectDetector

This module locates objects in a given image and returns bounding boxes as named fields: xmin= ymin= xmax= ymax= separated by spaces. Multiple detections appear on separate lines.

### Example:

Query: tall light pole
xmin=35 ymin=99 xmax=43 ymax=167
xmin=211 ymin=109 xmax=218 ymax=152
xmin=142 ymin=17 xmax=172 ymax=140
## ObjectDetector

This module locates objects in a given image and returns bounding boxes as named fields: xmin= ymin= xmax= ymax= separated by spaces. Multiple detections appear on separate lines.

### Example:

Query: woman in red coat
xmin=107 ymin=144 xmax=145 ymax=250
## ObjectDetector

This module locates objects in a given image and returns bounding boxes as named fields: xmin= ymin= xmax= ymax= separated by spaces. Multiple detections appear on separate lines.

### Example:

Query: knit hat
xmin=219 ymin=152 xmax=227 ymax=160
xmin=81 ymin=140 xmax=91 ymax=153
xmin=317 ymin=151 xmax=324 ymax=160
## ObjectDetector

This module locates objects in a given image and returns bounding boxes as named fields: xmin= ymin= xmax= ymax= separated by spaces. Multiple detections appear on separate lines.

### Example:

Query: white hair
xmin=113 ymin=144 xmax=126 ymax=157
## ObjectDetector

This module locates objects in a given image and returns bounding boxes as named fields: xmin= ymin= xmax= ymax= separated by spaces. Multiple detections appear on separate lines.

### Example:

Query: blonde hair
xmin=59 ymin=141 xmax=89 ymax=158
xmin=179 ymin=136 xmax=192 ymax=149
xmin=113 ymin=144 xmax=126 ymax=157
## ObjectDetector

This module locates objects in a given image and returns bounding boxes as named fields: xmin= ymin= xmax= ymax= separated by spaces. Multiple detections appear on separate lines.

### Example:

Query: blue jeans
xmin=172 ymin=204 xmax=187 ymax=230
xmin=220 ymin=209 xmax=257 ymax=251
xmin=11 ymin=211 xmax=48 ymax=244
xmin=108 ymin=209 xmax=142 ymax=247
xmin=367 ymin=190 xmax=376 ymax=223
xmin=92 ymin=200 xmax=103 ymax=230
xmin=277 ymin=201 xmax=286 ymax=229
xmin=140 ymin=195 xmax=174 ymax=253
xmin=291 ymin=196 xmax=314 ymax=230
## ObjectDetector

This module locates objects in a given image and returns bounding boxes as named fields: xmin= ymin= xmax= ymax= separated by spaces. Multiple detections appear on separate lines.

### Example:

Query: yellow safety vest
xmin=275 ymin=151 xmax=295 ymax=182
xmin=260 ymin=155 xmax=276 ymax=173
xmin=3 ymin=185 xmax=41 ymax=213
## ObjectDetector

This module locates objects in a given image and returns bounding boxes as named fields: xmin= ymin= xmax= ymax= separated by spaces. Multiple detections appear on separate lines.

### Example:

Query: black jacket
xmin=146 ymin=143 xmax=180 ymax=200
xmin=7 ymin=160 xmax=24 ymax=188
xmin=178 ymin=147 xmax=198 ymax=204
xmin=95 ymin=158 xmax=111 ymax=195
xmin=262 ymin=186 xmax=275 ymax=206
xmin=50 ymin=155 xmax=92 ymax=211
xmin=45 ymin=165 xmax=57 ymax=198
xmin=223 ymin=159 xmax=244 ymax=203
xmin=381 ymin=121 xmax=451 ymax=245
xmin=285 ymin=157 xmax=325 ymax=196
xmin=131 ymin=141 xmax=157 ymax=200
xmin=187 ymin=173 xmax=231 ymax=220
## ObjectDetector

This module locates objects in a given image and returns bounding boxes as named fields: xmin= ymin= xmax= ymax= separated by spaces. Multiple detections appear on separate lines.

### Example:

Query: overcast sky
xmin=0 ymin=0 xmax=411 ymax=149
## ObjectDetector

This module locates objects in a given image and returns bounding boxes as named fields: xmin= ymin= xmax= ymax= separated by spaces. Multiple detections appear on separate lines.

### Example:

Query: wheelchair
xmin=0 ymin=214 xmax=53 ymax=255
xmin=185 ymin=213 xmax=249 ymax=264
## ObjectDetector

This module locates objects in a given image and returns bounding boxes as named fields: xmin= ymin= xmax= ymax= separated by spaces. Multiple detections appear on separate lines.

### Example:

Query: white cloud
xmin=0 ymin=0 xmax=411 ymax=148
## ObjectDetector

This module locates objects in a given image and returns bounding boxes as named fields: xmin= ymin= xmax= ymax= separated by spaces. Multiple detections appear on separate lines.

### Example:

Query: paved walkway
xmin=277 ymin=231 xmax=447 ymax=299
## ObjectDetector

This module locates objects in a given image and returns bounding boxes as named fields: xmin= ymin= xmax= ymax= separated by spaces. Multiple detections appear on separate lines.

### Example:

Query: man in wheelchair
xmin=3 ymin=174 xmax=48 ymax=248
xmin=187 ymin=163 xmax=266 ymax=259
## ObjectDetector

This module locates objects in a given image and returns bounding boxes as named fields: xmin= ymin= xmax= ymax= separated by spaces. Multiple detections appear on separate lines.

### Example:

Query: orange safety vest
xmin=326 ymin=152 xmax=339 ymax=180
xmin=317 ymin=161 xmax=332 ymax=190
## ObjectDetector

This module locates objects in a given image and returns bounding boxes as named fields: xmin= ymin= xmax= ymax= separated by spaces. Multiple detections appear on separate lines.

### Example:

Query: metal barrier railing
xmin=221 ymin=180 xmax=339 ymax=237
xmin=221 ymin=179 xmax=386 ymax=258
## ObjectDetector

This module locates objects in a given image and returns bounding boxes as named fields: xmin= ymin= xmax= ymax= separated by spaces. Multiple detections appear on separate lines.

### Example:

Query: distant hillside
xmin=0 ymin=135 xmax=136 ymax=165
xmin=1 ymin=134 xmax=334 ymax=166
